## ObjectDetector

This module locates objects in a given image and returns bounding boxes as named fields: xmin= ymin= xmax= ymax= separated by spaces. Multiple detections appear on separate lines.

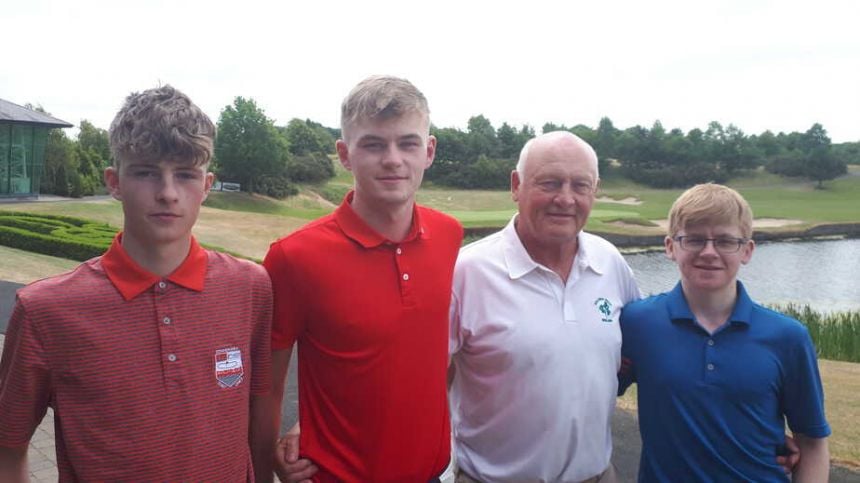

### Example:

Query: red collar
xmin=334 ymin=191 xmax=429 ymax=248
xmin=102 ymin=233 xmax=208 ymax=300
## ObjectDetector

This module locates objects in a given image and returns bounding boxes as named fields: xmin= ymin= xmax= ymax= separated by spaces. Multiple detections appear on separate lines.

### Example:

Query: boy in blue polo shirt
xmin=619 ymin=183 xmax=830 ymax=481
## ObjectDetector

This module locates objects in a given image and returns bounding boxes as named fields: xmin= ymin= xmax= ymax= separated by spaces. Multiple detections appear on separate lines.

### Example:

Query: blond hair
xmin=340 ymin=75 xmax=429 ymax=141
xmin=109 ymin=85 xmax=215 ymax=169
xmin=668 ymin=183 xmax=753 ymax=238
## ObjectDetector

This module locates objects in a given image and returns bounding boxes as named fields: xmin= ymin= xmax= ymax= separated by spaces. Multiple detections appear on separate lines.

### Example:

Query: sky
xmin=4 ymin=0 xmax=859 ymax=142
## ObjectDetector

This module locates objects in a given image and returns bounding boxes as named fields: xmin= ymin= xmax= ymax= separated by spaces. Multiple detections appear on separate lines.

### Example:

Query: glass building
xmin=0 ymin=99 xmax=72 ymax=198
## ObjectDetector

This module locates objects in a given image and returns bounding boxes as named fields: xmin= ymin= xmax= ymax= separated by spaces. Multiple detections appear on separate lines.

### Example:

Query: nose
xmin=553 ymin=185 xmax=577 ymax=207
xmin=380 ymin=145 xmax=404 ymax=168
xmin=698 ymin=239 xmax=720 ymax=256
xmin=156 ymin=176 xmax=179 ymax=202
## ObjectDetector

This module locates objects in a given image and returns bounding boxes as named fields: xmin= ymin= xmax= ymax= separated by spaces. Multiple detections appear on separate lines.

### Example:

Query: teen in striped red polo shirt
xmin=0 ymin=86 xmax=272 ymax=481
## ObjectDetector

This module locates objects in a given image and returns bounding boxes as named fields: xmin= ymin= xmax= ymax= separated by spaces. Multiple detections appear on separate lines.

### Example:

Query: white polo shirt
xmin=449 ymin=216 xmax=640 ymax=483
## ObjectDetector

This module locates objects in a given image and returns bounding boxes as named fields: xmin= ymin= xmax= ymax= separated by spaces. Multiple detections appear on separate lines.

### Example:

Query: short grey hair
xmin=516 ymin=130 xmax=599 ymax=179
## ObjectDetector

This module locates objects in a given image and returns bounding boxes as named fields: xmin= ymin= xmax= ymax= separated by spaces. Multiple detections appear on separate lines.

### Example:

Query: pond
xmin=624 ymin=238 xmax=860 ymax=313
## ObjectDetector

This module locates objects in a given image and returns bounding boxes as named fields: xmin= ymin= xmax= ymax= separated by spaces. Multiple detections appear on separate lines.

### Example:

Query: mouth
xmin=694 ymin=264 xmax=723 ymax=271
xmin=149 ymin=213 xmax=180 ymax=221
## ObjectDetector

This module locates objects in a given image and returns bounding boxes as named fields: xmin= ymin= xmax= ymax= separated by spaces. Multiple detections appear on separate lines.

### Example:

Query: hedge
xmin=0 ymin=211 xmax=116 ymax=261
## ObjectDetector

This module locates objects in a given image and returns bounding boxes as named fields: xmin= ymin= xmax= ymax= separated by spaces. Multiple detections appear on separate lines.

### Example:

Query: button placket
xmin=393 ymin=244 xmax=414 ymax=303
xmin=154 ymin=285 xmax=180 ymax=386
xmin=703 ymin=334 xmax=718 ymax=382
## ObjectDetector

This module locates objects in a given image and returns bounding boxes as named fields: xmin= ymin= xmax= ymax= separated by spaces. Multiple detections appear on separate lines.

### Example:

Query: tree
xmin=466 ymin=115 xmax=500 ymax=161
xmin=283 ymin=118 xmax=329 ymax=156
xmin=42 ymin=129 xmax=77 ymax=196
xmin=496 ymin=122 xmax=520 ymax=160
xmin=77 ymin=120 xmax=111 ymax=169
xmin=799 ymin=124 xmax=845 ymax=188
xmin=214 ymin=97 xmax=293 ymax=197
xmin=805 ymin=146 xmax=846 ymax=188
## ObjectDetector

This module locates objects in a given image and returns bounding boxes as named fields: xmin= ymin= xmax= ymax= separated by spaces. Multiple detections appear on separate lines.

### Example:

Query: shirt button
xmin=707 ymin=363 xmax=715 ymax=371
xmin=402 ymin=273 xmax=410 ymax=281
xmin=396 ymin=247 xmax=402 ymax=255
xmin=162 ymin=316 xmax=171 ymax=325
xmin=167 ymin=354 xmax=177 ymax=362
xmin=707 ymin=339 xmax=714 ymax=346
xmin=158 ymin=281 xmax=167 ymax=289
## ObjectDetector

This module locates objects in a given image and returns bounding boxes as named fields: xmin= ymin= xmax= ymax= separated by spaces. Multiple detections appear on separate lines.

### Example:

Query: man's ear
xmin=511 ymin=170 xmax=521 ymax=202
xmin=664 ymin=235 xmax=676 ymax=260
xmin=336 ymin=140 xmax=352 ymax=172
xmin=202 ymin=172 xmax=215 ymax=200
xmin=104 ymin=166 xmax=121 ymax=201
xmin=424 ymin=135 xmax=437 ymax=169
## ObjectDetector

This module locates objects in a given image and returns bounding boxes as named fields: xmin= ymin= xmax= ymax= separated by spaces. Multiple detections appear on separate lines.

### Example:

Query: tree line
xmin=429 ymin=116 xmax=855 ymax=190
xmin=35 ymin=100 xmax=857 ymax=199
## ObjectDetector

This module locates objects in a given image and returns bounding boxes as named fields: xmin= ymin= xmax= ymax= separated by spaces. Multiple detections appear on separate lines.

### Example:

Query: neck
xmin=517 ymin=225 xmax=579 ymax=282
xmin=350 ymin=193 xmax=415 ymax=242
xmin=681 ymin=280 xmax=738 ymax=334
xmin=121 ymin=232 xmax=191 ymax=277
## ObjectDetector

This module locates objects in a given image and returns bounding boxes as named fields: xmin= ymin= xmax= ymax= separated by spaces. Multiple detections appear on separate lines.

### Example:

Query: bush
xmin=286 ymin=153 xmax=335 ymax=183
xmin=0 ymin=211 xmax=116 ymax=261
xmin=255 ymin=176 xmax=298 ymax=199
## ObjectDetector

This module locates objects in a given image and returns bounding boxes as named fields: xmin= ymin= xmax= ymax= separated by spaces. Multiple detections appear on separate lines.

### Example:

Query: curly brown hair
xmin=109 ymin=85 xmax=215 ymax=169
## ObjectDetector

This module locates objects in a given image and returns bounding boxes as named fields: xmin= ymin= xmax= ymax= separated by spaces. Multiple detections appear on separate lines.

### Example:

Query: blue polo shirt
xmin=620 ymin=281 xmax=830 ymax=482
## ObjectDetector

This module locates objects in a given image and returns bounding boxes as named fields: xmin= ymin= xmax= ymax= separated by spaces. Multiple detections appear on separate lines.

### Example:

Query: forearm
xmin=0 ymin=445 xmax=29 ymax=483
xmin=793 ymin=435 xmax=830 ymax=482
xmin=251 ymin=349 xmax=291 ymax=483
xmin=250 ymin=394 xmax=281 ymax=483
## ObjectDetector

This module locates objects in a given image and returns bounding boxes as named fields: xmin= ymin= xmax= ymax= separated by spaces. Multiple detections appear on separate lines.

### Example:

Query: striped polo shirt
xmin=0 ymin=234 xmax=272 ymax=482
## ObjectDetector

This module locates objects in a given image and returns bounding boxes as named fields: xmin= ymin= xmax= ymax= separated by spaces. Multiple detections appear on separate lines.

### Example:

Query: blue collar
xmin=667 ymin=281 xmax=754 ymax=329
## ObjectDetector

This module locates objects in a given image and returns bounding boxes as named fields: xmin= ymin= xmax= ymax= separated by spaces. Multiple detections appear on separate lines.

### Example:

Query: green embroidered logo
xmin=594 ymin=297 xmax=614 ymax=323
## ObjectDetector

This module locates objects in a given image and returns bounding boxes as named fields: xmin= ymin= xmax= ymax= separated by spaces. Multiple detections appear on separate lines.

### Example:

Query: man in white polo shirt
xmin=449 ymin=131 xmax=639 ymax=482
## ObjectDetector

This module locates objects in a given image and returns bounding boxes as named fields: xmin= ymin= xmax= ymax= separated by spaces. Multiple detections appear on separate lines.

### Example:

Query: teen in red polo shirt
xmin=0 ymin=86 xmax=272 ymax=481
xmin=257 ymin=76 xmax=462 ymax=483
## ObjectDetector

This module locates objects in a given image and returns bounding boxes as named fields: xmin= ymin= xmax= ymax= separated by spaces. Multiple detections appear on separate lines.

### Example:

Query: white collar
xmin=500 ymin=214 xmax=604 ymax=280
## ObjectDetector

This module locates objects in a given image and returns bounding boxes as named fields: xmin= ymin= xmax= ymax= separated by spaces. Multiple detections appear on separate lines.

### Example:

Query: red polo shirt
xmin=264 ymin=192 xmax=462 ymax=483
xmin=0 ymin=234 xmax=272 ymax=482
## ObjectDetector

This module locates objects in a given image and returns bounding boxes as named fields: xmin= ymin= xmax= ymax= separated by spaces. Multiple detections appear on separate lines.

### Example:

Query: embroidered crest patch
xmin=594 ymin=297 xmax=614 ymax=323
xmin=214 ymin=347 xmax=244 ymax=388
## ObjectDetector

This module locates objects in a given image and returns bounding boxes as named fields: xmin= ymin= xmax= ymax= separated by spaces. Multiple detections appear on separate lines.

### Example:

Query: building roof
xmin=0 ymin=98 xmax=73 ymax=128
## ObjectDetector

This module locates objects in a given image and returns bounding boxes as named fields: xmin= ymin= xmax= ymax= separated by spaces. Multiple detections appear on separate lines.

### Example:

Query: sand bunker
xmin=597 ymin=196 xmax=642 ymax=205
xmin=651 ymin=218 xmax=804 ymax=229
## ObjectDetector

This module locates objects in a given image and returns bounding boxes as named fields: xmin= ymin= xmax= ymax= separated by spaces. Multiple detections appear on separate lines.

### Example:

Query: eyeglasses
xmin=673 ymin=236 xmax=748 ymax=253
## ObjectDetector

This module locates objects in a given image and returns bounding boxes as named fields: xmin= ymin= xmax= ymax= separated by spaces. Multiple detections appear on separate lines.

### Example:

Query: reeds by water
xmin=772 ymin=304 xmax=860 ymax=363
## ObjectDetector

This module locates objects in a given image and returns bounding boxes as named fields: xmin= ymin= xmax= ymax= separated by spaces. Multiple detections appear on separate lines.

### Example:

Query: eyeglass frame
xmin=672 ymin=235 xmax=750 ymax=253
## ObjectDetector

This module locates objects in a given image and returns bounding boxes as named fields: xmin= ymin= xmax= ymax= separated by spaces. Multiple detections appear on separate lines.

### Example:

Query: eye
xmin=715 ymin=238 xmax=741 ymax=250
xmin=176 ymin=170 xmax=201 ymax=180
xmin=538 ymin=180 xmax=562 ymax=190
xmin=684 ymin=237 xmax=707 ymax=248
xmin=399 ymin=140 xmax=420 ymax=149
xmin=362 ymin=141 xmax=385 ymax=150
xmin=130 ymin=169 xmax=158 ymax=179
xmin=572 ymin=181 xmax=594 ymax=195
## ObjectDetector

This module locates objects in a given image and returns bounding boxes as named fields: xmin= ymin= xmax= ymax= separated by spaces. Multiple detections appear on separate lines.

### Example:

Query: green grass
xmin=204 ymin=191 xmax=331 ymax=219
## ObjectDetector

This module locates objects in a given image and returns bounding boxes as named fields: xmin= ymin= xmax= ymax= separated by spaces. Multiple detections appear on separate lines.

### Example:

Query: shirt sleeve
xmin=249 ymin=266 xmax=273 ymax=396
xmin=262 ymin=241 xmax=306 ymax=351
xmin=0 ymin=298 xmax=51 ymax=447
xmin=782 ymin=326 xmax=831 ymax=438
xmin=448 ymin=290 xmax=463 ymax=356
xmin=620 ymin=259 xmax=642 ymax=304
xmin=617 ymin=307 xmax=637 ymax=396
